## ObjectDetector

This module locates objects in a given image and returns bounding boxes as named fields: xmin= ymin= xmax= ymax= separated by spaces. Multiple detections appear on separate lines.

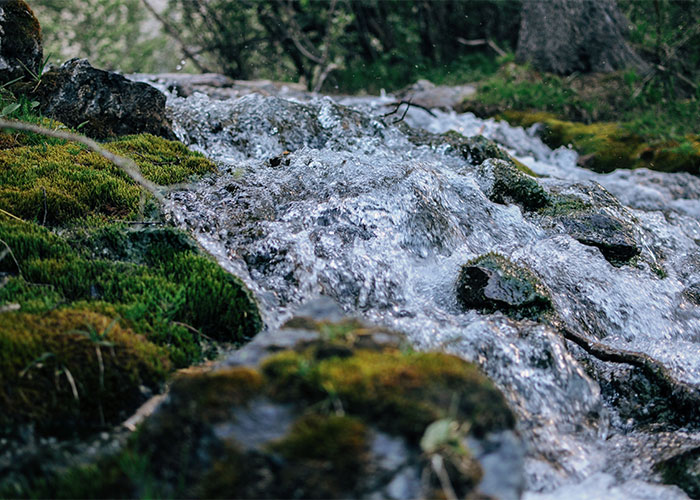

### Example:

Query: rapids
xmin=156 ymin=86 xmax=699 ymax=499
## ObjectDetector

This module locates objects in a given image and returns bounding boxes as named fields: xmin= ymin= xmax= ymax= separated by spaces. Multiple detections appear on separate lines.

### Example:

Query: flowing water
xmin=155 ymin=86 xmax=699 ymax=499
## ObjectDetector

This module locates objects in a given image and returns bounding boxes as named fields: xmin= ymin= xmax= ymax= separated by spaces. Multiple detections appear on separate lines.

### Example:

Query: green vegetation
xmin=0 ymin=130 xmax=215 ymax=225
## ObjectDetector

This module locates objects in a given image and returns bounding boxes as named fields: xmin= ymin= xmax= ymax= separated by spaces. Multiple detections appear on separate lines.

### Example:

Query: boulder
xmin=70 ymin=303 xmax=523 ymax=499
xmin=0 ymin=0 xmax=43 ymax=84
xmin=28 ymin=59 xmax=175 ymax=140
xmin=457 ymin=252 xmax=552 ymax=319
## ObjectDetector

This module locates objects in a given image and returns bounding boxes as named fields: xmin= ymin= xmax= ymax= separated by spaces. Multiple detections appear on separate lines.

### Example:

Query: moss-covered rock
xmin=477 ymin=158 xmax=549 ymax=210
xmin=40 ymin=316 xmax=519 ymax=499
xmin=0 ymin=308 xmax=170 ymax=435
xmin=456 ymin=252 xmax=552 ymax=319
xmin=0 ymin=0 xmax=42 ymax=84
xmin=655 ymin=448 xmax=700 ymax=499
xmin=0 ymin=133 xmax=215 ymax=225
xmin=502 ymin=110 xmax=700 ymax=175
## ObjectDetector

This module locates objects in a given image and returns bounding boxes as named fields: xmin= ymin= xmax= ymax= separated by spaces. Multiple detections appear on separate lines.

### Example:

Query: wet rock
xmin=655 ymin=447 xmax=700 ymax=499
xmin=457 ymin=252 xmax=551 ymax=319
xmin=27 ymin=59 xmax=175 ymax=139
xmin=66 ymin=311 xmax=522 ymax=499
xmin=538 ymin=189 xmax=641 ymax=264
xmin=683 ymin=283 xmax=700 ymax=306
xmin=478 ymin=158 xmax=550 ymax=210
xmin=559 ymin=211 xmax=640 ymax=263
xmin=0 ymin=0 xmax=42 ymax=84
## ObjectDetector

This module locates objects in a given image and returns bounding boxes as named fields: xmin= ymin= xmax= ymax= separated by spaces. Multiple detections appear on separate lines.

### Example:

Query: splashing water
xmin=160 ymin=88 xmax=699 ymax=499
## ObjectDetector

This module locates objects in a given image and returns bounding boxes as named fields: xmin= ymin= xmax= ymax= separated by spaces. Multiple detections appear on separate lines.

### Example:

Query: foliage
xmin=32 ymin=0 xmax=178 ymax=73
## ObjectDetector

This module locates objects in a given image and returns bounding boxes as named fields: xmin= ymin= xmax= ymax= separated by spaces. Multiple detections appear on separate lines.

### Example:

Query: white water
xmin=159 ymin=88 xmax=699 ymax=499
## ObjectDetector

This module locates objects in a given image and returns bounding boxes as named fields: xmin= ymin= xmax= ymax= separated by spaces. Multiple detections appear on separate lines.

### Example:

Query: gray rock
xmin=28 ymin=58 xmax=175 ymax=139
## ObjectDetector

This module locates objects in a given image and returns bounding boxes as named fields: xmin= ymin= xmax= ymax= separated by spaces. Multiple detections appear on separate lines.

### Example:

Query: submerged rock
xmin=456 ymin=252 xmax=551 ymax=319
xmin=27 ymin=59 xmax=175 ymax=139
xmin=54 ymin=311 xmax=523 ymax=499
xmin=0 ymin=0 xmax=42 ymax=84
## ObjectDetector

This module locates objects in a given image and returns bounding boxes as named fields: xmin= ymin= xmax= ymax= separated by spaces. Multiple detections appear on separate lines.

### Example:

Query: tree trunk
xmin=516 ymin=0 xmax=647 ymax=75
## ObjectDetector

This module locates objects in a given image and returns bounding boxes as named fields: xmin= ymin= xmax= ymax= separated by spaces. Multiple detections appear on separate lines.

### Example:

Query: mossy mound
xmin=0 ymin=308 xmax=170 ymax=435
xmin=0 ymin=218 xmax=262 ymax=369
xmin=456 ymin=252 xmax=552 ymax=320
xmin=502 ymin=111 xmax=700 ymax=175
xmin=29 ymin=320 xmax=516 ymax=499
xmin=0 ymin=133 xmax=215 ymax=225
xmin=0 ymin=0 xmax=42 ymax=84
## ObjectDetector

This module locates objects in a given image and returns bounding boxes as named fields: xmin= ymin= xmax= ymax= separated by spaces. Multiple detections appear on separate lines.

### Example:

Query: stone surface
xmin=456 ymin=253 xmax=552 ymax=319
xmin=0 ymin=0 xmax=42 ymax=84
xmin=28 ymin=58 xmax=175 ymax=139
xmin=559 ymin=211 xmax=640 ymax=263
xmin=121 ymin=306 xmax=524 ymax=499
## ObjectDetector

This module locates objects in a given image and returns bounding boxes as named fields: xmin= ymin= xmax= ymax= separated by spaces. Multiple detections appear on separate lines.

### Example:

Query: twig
xmin=0 ymin=119 xmax=166 ymax=204
xmin=0 ymin=207 xmax=23 ymax=222
xmin=456 ymin=37 xmax=506 ymax=58
xmin=382 ymin=100 xmax=438 ymax=121
xmin=0 ymin=238 xmax=23 ymax=278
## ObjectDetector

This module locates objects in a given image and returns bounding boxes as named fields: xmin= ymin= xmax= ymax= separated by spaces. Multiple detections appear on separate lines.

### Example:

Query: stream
xmin=151 ymin=85 xmax=699 ymax=499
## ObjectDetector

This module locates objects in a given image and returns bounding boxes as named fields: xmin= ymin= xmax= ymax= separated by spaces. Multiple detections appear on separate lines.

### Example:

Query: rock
xmin=457 ymin=252 xmax=552 ymax=319
xmin=0 ymin=0 xmax=43 ymax=84
xmin=27 ymin=59 xmax=175 ymax=140
xmin=559 ymin=211 xmax=640 ymax=263
xmin=655 ymin=447 xmax=700 ymax=499
xmin=478 ymin=158 xmax=550 ymax=210
xmin=516 ymin=0 xmax=647 ymax=75
xmin=67 ymin=309 xmax=522 ymax=499
xmin=396 ymin=79 xmax=476 ymax=111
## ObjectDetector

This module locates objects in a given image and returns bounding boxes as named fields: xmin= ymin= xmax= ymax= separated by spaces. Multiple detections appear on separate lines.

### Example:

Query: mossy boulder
xmin=456 ymin=252 xmax=552 ymax=319
xmin=0 ymin=133 xmax=215 ymax=225
xmin=0 ymin=0 xmax=42 ymax=84
xmin=503 ymin=111 xmax=700 ymax=175
xmin=477 ymin=158 xmax=549 ymax=210
xmin=538 ymin=191 xmax=641 ymax=264
xmin=47 ymin=314 xmax=521 ymax=499
xmin=0 ymin=308 xmax=170 ymax=435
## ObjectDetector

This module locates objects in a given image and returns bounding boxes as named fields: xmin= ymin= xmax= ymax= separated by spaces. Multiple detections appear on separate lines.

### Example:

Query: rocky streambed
xmin=144 ymin=82 xmax=700 ymax=499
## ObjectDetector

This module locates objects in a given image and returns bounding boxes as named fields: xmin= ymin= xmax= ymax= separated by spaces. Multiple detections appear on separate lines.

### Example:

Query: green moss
xmin=0 ymin=218 xmax=262 ymax=369
xmin=262 ymin=344 xmax=514 ymax=439
xmin=502 ymin=111 xmax=700 ymax=175
xmin=0 ymin=134 xmax=215 ymax=225
xmin=482 ymin=158 xmax=549 ymax=210
xmin=0 ymin=308 xmax=170 ymax=434
xmin=268 ymin=414 xmax=369 ymax=495
xmin=537 ymin=194 xmax=591 ymax=217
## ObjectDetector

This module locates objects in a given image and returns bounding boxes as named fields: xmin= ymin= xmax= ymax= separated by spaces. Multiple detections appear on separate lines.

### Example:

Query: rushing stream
xmin=152 ymin=85 xmax=699 ymax=499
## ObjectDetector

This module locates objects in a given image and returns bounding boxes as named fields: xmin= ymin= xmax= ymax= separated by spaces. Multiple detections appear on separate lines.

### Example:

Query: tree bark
xmin=516 ymin=0 xmax=647 ymax=75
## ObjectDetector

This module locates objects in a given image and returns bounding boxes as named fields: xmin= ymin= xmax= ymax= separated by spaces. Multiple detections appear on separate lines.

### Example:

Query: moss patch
xmin=0 ymin=133 xmax=215 ymax=225
xmin=502 ymin=111 xmax=700 ymax=175
xmin=0 ymin=308 xmax=170 ymax=434
xmin=656 ymin=448 xmax=700 ymax=499
xmin=262 ymin=341 xmax=514 ymax=439
xmin=480 ymin=158 xmax=549 ymax=210
xmin=0 ymin=218 xmax=262 ymax=369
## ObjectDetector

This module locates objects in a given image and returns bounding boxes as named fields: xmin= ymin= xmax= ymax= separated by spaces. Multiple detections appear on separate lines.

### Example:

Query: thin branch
xmin=382 ymin=100 xmax=438 ymax=120
xmin=0 ymin=119 xmax=165 ymax=204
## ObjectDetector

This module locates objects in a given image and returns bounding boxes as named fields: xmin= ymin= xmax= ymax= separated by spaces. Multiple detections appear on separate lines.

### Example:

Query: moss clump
xmin=262 ymin=342 xmax=514 ymax=439
xmin=0 ymin=308 xmax=170 ymax=434
xmin=479 ymin=158 xmax=549 ymax=210
xmin=0 ymin=133 xmax=215 ymax=225
xmin=456 ymin=252 xmax=552 ymax=319
xmin=502 ymin=111 xmax=700 ymax=175
xmin=0 ymin=218 xmax=262 ymax=369
xmin=268 ymin=414 xmax=369 ymax=497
